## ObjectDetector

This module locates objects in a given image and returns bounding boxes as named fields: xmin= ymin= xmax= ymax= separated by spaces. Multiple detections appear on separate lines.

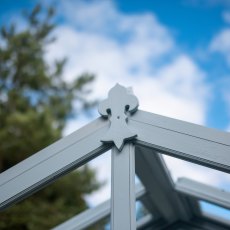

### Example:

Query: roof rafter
xmin=135 ymin=146 xmax=193 ymax=223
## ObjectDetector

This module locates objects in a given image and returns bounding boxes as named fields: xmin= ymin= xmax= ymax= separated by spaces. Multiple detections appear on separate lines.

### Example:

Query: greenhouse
xmin=0 ymin=84 xmax=230 ymax=230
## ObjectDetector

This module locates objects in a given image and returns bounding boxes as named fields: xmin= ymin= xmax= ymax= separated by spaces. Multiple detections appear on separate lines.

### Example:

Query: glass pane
xmin=135 ymin=175 xmax=141 ymax=184
xmin=162 ymin=155 xmax=230 ymax=192
xmin=199 ymin=200 xmax=230 ymax=222
xmin=85 ymin=150 xmax=111 ymax=207
xmin=136 ymin=200 xmax=150 ymax=221
xmin=88 ymin=200 xmax=152 ymax=230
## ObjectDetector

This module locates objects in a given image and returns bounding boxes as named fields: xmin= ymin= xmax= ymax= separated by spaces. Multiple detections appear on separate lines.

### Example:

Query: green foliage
xmin=0 ymin=4 xmax=100 ymax=229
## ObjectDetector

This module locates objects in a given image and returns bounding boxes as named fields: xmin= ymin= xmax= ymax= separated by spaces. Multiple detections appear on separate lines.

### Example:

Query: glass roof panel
xmin=162 ymin=155 xmax=230 ymax=192
xmin=136 ymin=200 xmax=150 ymax=221
xmin=199 ymin=200 xmax=230 ymax=222
xmin=135 ymin=174 xmax=143 ymax=185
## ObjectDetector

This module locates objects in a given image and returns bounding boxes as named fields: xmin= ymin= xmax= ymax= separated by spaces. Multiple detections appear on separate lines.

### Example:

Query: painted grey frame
xmin=135 ymin=146 xmax=193 ymax=223
xmin=0 ymin=85 xmax=230 ymax=229
xmin=175 ymin=177 xmax=230 ymax=210
xmin=53 ymin=183 xmax=146 ymax=230
xmin=0 ymin=117 xmax=110 ymax=210
xmin=131 ymin=110 xmax=230 ymax=173
xmin=111 ymin=144 xmax=136 ymax=230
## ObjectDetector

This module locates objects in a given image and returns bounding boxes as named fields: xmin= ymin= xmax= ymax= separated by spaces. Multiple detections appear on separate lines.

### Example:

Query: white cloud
xmin=223 ymin=11 xmax=230 ymax=24
xmin=64 ymin=114 xmax=92 ymax=135
xmin=227 ymin=125 xmax=230 ymax=132
xmin=210 ymin=28 xmax=230 ymax=65
xmin=46 ymin=0 xmax=212 ymax=206
xmin=209 ymin=15 xmax=230 ymax=132
xmin=57 ymin=4 xmax=209 ymax=133
xmin=224 ymin=91 xmax=230 ymax=132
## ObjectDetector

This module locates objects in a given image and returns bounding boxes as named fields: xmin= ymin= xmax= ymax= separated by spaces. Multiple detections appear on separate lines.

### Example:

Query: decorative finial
xmin=98 ymin=84 xmax=139 ymax=151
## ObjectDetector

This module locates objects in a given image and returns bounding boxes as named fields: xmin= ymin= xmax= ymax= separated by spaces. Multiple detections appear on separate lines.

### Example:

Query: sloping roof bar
xmin=0 ymin=117 xmax=110 ymax=210
xmin=175 ymin=177 xmax=230 ymax=209
xmin=130 ymin=110 xmax=230 ymax=173
xmin=53 ymin=183 xmax=146 ymax=230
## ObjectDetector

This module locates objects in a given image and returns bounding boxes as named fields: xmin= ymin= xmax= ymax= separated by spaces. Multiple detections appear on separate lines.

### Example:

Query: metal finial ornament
xmin=98 ymin=84 xmax=139 ymax=151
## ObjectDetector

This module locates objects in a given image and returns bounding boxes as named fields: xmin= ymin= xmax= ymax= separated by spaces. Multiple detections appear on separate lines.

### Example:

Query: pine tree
xmin=0 ymin=5 xmax=100 ymax=229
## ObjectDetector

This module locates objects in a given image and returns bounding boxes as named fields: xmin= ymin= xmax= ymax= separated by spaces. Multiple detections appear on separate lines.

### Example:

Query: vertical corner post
xmin=111 ymin=143 xmax=136 ymax=230
xmin=98 ymin=84 xmax=139 ymax=229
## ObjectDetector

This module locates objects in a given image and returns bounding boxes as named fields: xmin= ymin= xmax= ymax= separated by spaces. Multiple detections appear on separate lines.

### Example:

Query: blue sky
xmin=1 ymin=0 xmax=230 ymax=220
xmin=116 ymin=0 xmax=230 ymax=131
xmin=1 ymin=0 xmax=230 ymax=131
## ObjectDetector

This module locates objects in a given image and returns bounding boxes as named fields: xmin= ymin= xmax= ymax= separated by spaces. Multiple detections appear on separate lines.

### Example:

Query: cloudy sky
xmin=1 ymin=0 xmax=230 ymax=216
